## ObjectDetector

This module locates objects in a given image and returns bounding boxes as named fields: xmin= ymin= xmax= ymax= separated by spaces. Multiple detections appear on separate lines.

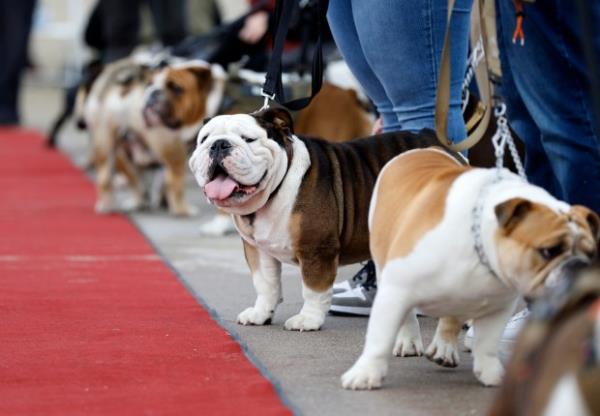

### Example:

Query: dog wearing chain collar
xmin=188 ymin=107 xmax=460 ymax=331
xmin=341 ymin=148 xmax=600 ymax=390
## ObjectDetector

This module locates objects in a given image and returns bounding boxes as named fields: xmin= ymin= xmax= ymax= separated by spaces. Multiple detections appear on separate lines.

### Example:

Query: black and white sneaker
xmin=332 ymin=261 xmax=375 ymax=294
xmin=330 ymin=263 xmax=377 ymax=316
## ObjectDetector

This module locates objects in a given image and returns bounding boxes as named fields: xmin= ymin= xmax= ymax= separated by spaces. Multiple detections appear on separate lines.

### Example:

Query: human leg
xmin=0 ymin=0 xmax=36 ymax=124
xmin=496 ymin=0 xmax=600 ymax=213
xmin=327 ymin=0 xmax=400 ymax=132
xmin=350 ymin=0 xmax=472 ymax=141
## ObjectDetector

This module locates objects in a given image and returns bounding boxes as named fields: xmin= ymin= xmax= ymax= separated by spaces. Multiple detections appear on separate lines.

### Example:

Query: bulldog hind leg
xmin=284 ymin=255 xmax=337 ymax=331
xmin=93 ymin=126 xmax=117 ymax=214
xmin=393 ymin=309 xmax=424 ymax=357
xmin=425 ymin=317 xmax=462 ymax=368
xmin=237 ymin=243 xmax=283 ymax=326
xmin=115 ymin=148 xmax=144 ymax=211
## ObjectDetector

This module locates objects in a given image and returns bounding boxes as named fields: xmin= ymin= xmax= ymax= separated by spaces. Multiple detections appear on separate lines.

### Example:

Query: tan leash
xmin=435 ymin=0 xmax=493 ymax=152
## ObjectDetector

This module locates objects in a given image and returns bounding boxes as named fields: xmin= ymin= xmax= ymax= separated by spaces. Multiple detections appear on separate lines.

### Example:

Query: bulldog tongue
xmin=204 ymin=174 xmax=238 ymax=200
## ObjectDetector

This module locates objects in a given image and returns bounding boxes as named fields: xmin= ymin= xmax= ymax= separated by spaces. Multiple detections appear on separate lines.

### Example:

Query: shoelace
xmin=351 ymin=261 xmax=371 ymax=282
xmin=360 ymin=263 xmax=377 ymax=291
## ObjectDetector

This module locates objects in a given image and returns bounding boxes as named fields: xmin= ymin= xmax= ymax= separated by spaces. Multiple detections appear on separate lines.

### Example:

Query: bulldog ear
xmin=571 ymin=205 xmax=600 ymax=242
xmin=188 ymin=66 xmax=213 ymax=91
xmin=495 ymin=198 xmax=532 ymax=232
xmin=254 ymin=107 xmax=294 ymax=135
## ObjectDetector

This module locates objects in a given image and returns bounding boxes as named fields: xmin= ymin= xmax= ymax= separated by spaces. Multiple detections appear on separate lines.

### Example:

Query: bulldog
xmin=341 ymin=148 xmax=599 ymax=389
xmin=84 ymin=57 xmax=225 ymax=215
xmin=188 ymin=108 xmax=459 ymax=331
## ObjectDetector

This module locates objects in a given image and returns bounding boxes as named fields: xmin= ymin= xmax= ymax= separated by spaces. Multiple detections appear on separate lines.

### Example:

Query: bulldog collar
xmin=266 ymin=135 xmax=295 ymax=202
xmin=471 ymin=171 xmax=520 ymax=283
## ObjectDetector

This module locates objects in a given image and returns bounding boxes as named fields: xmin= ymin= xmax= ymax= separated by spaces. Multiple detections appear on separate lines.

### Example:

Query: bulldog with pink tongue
xmin=189 ymin=107 xmax=448 ymax=331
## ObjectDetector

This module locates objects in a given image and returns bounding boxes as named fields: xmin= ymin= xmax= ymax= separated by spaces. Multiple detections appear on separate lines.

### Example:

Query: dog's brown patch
xmin=243 ymin=239 xmax=260 ymax=274
xmin=370 ymin=149 xmax=468 ymax=266
xmin=295 ymin=83 xmax=372 ymax=141
xmin=494 ymin=201 xmax=599 ymax=294
xmin=163 ymin=66 xmax=213 ymax=126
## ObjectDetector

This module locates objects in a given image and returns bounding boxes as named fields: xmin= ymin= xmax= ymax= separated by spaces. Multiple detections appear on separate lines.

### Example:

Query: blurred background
xmin=16 ymin=0 xmax=261 ymax=131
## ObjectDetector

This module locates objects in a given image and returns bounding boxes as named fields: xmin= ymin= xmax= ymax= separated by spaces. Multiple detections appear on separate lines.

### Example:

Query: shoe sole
xmin=329 ymin=305 xmax=371 ymax=316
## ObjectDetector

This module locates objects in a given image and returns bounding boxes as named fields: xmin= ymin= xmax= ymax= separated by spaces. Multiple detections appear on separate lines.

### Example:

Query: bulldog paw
xmin=121 ymin=195 xmax=144 ymax=212
xmin=426 ymin=338 xmax=460 ymax=368
xmin=393 ymin=334 xmax=424 ymax=357
xmin=95 ymin=199 xmax=114 ymax=215
xmin=341 ymin=359 xmax=387 ymax=390
xmin=474 ymin=357 xmax=504 ymax=387
xmin=237 ymin=307 xmax=273 ymax=326
xmin=284 ymin=313 xmax=323 ymax=331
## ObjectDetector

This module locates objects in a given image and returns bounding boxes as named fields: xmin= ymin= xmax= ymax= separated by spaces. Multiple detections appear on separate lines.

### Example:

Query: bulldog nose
xmin=211 ymin=139 xmax=232 ymax=152
xmin=147 ymin=90 xmax=160 ymax=105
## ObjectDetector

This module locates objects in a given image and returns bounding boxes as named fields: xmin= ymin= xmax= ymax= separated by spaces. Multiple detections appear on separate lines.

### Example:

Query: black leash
xmin=261 ymin=0 xmax=329 ymax=111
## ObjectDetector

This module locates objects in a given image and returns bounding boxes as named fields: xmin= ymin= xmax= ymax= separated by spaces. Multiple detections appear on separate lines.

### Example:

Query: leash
xmin=436 ymin=0 xmax=493 ymax=152
xmin=471 ymin=94 xmax=527 ymax=280
xmin=260 ymin=0 xmax=329 ymax=111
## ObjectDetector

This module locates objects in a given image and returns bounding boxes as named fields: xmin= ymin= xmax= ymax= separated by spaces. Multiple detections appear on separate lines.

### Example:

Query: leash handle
xmin=261 ymin=0 xmax=329 ymax=111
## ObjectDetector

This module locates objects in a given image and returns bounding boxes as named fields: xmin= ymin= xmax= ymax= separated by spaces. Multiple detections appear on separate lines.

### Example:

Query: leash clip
xmin=260 ymin=90 xmax=275 ymax=111
xmin=491 ymin=100 xmax=526 ymax=179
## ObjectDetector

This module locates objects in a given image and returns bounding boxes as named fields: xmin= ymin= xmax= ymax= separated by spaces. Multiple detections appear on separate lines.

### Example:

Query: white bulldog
xmin=341 ymin=148 xmax=599 ymax=389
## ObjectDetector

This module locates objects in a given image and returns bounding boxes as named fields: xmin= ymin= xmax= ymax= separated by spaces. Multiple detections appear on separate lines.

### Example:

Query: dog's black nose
xmin=211 ymin=139 xmax=232 ymax=152
xmin=147 ymin=90 xmax=160 ymax=105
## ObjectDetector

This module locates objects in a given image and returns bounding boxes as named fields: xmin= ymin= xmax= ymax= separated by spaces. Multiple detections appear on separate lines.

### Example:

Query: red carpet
xmin=0 ymin=129 xmax=291 ymax=415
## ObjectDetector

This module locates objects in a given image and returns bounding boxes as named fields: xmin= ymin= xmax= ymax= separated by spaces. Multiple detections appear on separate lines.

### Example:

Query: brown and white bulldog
xmin=188 ymin=108 xmax=458 ymax=331
xmin=341 ymin=148 xmax=599 ymax=389
xmin=84 ymin=57 xmax=225 ymax=215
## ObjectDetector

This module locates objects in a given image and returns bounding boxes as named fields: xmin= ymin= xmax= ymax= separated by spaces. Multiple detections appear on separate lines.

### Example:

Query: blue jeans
xmin=327 ymin=0 xmax=472 ymax=140
xmin=496 ymin=0 xmax=600 ymax=213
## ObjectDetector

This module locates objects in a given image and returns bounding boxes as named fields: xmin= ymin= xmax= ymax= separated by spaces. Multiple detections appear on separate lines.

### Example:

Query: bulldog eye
xmin=241 ymin=136 xmax=257 ymax=143
xmin=167 ymin=80 xmax=183 ymax=97
xmin=199 ymin=134 xmax=209 ymax=144
xmin=538 ymin=243 xmax=564 ymax=261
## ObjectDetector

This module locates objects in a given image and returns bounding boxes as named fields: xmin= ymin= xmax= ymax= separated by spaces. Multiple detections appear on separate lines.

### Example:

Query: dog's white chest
xmin=253 ymin=214 xmax=296 ymax=264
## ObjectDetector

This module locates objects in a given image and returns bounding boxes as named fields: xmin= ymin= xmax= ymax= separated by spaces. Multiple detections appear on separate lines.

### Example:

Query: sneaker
xmin=332 ymin=261 xmax=375 ymax=294
xmin=329 ymin=272 xmax=377 ymax=316
xmin=463 ymin=308 xmax=530 ymax=365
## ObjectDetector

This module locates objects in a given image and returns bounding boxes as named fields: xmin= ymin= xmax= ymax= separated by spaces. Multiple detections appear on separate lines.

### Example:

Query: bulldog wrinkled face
xmin=188 ymin=110 xmax=293 ymax=215
xmin=494 ymin=198 xmax=599 ymax=298
xmin=143 ymin=63 xmax=212 ymax=130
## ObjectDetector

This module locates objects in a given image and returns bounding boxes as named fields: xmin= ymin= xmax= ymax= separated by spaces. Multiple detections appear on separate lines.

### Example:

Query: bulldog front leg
xmin=284 ymin=255 xmax=337 ymax=331
xmin=471 ymin=301 xmax=517 ymax=386
xmin=342 ymin=274 xmax=412 ymax=390
xmin=237 ymin=242 xmax=282 ymax=326
xmin=153 ymin=137 xmax=196 ymax=216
